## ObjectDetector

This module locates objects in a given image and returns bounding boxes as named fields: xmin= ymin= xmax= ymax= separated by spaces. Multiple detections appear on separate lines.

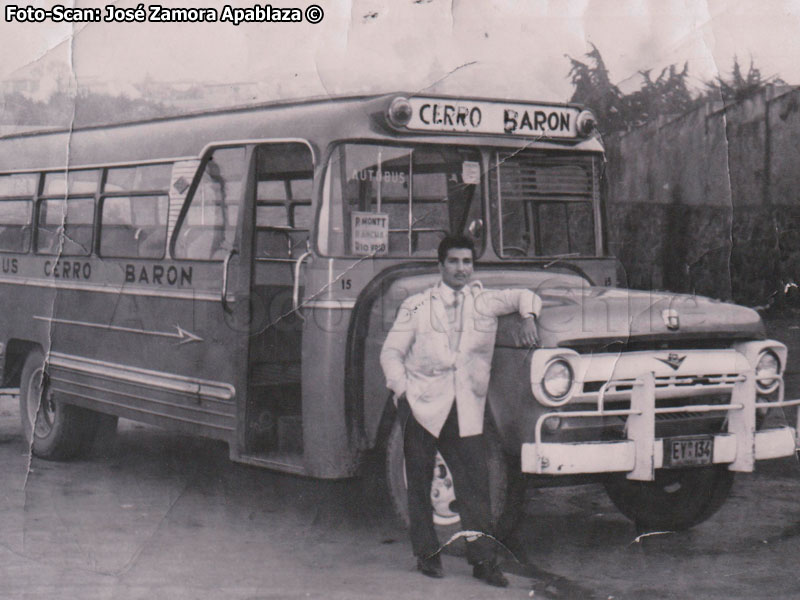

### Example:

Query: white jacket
xmin=380 ymin=281 xmax=541 ymax=438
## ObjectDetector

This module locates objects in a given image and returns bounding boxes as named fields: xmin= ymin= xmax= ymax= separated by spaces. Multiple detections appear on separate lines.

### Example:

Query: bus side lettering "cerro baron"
xmin=44 ymin=260 xmax=91 ymax=279
xmin=125 ymin=264 xmax=193 ymax=286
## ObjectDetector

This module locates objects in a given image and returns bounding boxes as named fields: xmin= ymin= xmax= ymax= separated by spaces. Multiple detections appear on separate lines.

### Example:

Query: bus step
xmin=237 ymin=450 xmax=306 ymax=475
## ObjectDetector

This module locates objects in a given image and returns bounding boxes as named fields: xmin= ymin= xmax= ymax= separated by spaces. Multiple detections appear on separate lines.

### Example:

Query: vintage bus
xmin=0 ymin=93 xmax=797 ymax=537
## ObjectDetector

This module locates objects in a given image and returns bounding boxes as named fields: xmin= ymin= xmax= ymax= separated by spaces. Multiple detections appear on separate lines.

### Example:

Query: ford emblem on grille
xmin=655 ymin=352 xmax=686 ymax=371
xmin=662 ymin=308 xmax=680 ymax=330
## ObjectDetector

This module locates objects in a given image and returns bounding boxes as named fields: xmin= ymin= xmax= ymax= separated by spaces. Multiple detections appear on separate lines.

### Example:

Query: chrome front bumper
xmin=521 ymin=371 xmax=800 ymax=480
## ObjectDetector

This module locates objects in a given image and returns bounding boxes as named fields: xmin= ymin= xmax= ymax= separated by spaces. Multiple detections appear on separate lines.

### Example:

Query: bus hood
xmin=377 ymin=267 xmax=764 ymax=349
xmin=497 ymin=285 xmax=765 ymax=349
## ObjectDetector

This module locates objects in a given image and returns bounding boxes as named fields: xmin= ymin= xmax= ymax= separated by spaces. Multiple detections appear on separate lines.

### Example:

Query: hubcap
xmin=26 ymin=367 xmax=56 ymax=439
xmin=430 ymin=452 xmax=460 ymax=526
xmin=402 ymin=451 xmax=461 ymax=527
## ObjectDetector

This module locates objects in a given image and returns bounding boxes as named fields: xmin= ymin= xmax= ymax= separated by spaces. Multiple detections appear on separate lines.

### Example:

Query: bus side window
xmin=35 ymin=169 xmax=99 ymax=256
xmin=173 ymin=147 xmax=246 ymax=260
xmin=0 ymin=173 xmax=37 ymax=253
xmin=0 ymin=200 xmax=33 ymax=252
xmin=36 ymin=198 xmax=95 ymax=256
xmin=100 ymin=163 xmax=172 ymax=259
xmin=100 ymin=196 xmax=169 ymax=259
xmin=254 ymin=143 xmax=313 ymax=259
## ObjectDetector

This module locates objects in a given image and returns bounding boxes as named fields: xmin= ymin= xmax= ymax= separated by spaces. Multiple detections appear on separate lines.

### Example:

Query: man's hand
xmin=516 ymin=316 xmax=539 ymax=347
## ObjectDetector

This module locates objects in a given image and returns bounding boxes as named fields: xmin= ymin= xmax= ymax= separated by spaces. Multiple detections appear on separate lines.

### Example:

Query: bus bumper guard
xmin=520 ymin=371 xmax=800 ymax=480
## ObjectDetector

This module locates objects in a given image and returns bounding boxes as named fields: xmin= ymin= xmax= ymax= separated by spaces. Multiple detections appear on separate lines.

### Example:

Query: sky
xmin=1 ymin=0 xmax=799 ymax=103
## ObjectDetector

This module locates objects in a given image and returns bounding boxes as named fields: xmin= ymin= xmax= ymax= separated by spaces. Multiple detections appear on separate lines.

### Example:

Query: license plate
xmin=663 ymin=436 xmax=714 ymax=468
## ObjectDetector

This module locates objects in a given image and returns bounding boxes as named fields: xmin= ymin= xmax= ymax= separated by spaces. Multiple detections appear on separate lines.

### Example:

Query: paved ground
xmin=2 ymin=391 xmax=800 ymax=600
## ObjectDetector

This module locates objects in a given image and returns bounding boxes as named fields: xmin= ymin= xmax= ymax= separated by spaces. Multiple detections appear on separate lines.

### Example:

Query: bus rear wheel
xmin=19 ymin=349 xmax=104 ymax=460
xmin=603 ymin=465 xmax=735 ymax=531
xmin=385 ymin=418 xmax=521 ymax=555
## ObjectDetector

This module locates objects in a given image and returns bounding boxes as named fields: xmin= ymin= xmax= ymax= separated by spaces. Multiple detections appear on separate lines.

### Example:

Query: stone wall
xmin=605 ymin=86 xmax=800 ymax=307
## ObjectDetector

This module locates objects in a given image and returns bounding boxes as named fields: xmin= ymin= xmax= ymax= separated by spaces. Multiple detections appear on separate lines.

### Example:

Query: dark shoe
xmin=472 ymin=560 xmax=509 ymax=588
xmin=416 ymin=555 xmax=444 ymax=578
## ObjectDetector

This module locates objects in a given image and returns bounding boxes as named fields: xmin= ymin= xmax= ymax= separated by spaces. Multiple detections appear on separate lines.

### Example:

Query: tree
xmin=704 ymin=56 xmax=784 ymax=104
xmin=625 ymin=63 xmax=697 ymax=126
xmin=567 ymin=45 xmax=698 ymax=133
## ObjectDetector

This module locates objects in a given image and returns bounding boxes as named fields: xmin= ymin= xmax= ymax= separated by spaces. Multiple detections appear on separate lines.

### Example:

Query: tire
xmin=19 ymin=349 xmax=103 ymax=460
xmin=603 ymin=465 xmax=735 ymax=531
xmin=385 ymin=417 xmax=521 ymax=554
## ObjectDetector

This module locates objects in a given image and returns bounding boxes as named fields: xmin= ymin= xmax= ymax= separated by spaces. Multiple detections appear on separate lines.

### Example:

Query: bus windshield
xmin=320 ymin=143 xmax=483 ymax=257
xmin=490 ymin=150 xmax=599 ymax=258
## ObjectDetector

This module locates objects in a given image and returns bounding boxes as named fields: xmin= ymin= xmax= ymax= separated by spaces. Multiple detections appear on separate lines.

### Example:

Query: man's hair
xmin=437 ymin=235 xmax=476 ymax=264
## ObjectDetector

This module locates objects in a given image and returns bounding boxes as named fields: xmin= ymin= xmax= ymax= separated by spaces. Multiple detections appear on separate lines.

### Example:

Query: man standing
xmin=380 ymin=235 xmax=541 ymax=587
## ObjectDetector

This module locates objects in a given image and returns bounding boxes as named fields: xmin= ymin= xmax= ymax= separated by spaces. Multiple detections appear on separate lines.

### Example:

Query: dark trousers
xmin=402 ymin=400 xmax=495 ymax=565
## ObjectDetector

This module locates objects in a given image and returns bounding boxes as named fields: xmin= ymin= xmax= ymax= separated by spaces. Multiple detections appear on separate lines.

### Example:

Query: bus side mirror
xmin=468 ymin=218 xmax=484 ymax=239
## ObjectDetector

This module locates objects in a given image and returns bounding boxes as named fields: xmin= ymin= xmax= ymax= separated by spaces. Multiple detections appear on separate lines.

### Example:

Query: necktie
xmin=449 ymin=291 xmax=464 ymax=352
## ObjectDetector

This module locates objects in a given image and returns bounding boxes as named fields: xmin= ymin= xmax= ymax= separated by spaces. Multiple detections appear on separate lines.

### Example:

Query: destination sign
xmin=404 ymin=97 xmax=580 ymax=138
xmin=351 ymin=211 xmax=388 ymax=256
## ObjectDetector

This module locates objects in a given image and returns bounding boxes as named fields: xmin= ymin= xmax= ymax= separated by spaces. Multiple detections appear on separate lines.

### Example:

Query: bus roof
xmin=0 ymin=92 xmax=603 ymax=171
xmin=0 ymin=92 xmax=379 ymax=140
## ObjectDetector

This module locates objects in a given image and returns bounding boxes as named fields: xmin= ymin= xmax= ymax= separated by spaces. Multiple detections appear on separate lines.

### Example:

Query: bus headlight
xmin=755 ymin=350 xmax=780 ymax=394
xmin=387 ymin=97 xmax=413 ymax=128
xmin=542 ymin=359 xmax=573 ymax=403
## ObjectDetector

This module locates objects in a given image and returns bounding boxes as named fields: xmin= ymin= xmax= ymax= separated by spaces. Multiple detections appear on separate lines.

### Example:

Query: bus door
xmin=240 ymin=142 xmax=315 ymax=471
xmin=168 ymin=145 xmax=256 ymax=453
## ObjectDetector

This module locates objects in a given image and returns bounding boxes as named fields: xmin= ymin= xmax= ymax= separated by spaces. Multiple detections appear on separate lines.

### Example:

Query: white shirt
xmin=438 ymin=283 xmax=465 ymax=351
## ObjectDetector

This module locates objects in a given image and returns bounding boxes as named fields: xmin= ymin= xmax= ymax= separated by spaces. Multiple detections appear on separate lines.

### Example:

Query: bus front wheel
xmin=19 ymin=349 xmax=104 ymax=460
xmin=385 ymin=417 xmax=522 ymax=555
xmin=603 ymin=465 xmax=735 ymax=531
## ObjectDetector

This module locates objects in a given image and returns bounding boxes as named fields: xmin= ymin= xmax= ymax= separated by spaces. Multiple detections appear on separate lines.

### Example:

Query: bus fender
xmin=3 ymin=339 xmax=42 ymax=388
